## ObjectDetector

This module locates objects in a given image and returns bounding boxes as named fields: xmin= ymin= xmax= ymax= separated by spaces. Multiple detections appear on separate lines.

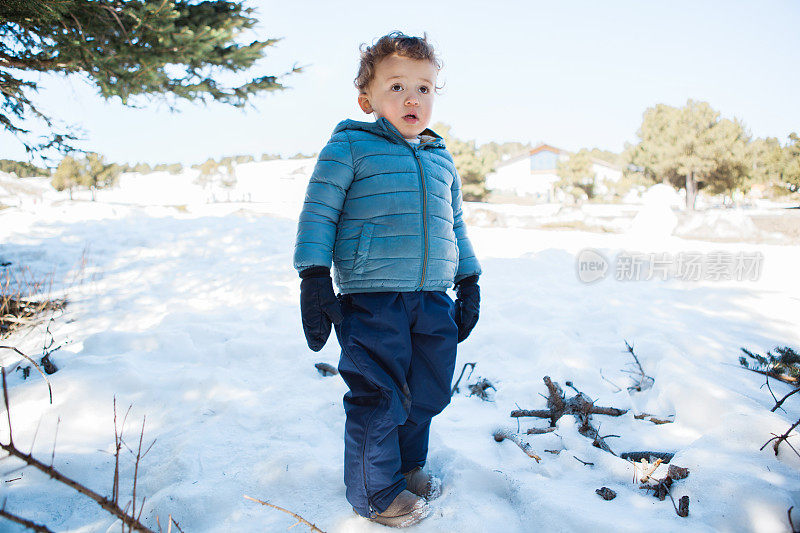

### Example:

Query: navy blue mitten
xmin=299 ymin=267 xmax=343 ymax=351
xmin=454 ymin=275 xmax=480 ymax=343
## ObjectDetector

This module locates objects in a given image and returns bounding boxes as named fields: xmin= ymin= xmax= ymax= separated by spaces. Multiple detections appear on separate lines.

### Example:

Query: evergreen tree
xmin=153 ymin=163 xmax=183 ymax=175
xmin=51 ymin=155 xmax=82 ymax=199
xmin=784 ymin=133 xmax=800 ymax=193
xmin=587 ymin=148 xmax=623 ymax=168
xmin=478 ymin=141 xmax=531 ymax=171
xmin=82 ymin=152 xmax=120 ymax=201
xmin=193 ymin=158 xmax=218 ymax=189
xmin=629 ymin=100 xmax=751 ymax=209
xmin=556 ymin=148 xmax=596 ymax=200
xmin=434 ymin=122 xmax=491 ymax=201
xmin=748 ymin=137 xmax=786 ymax=187
xmin=0 ymin=159 xmax=49 ymax=177
xmin=132 ymin=162 xmax=153 ymax=174
xmin=1 ymin=1 xmax=297 ymax=156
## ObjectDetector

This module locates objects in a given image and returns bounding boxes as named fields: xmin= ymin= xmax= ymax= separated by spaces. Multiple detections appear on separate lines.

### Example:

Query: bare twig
xmin=50 ymin=417 xmax=60 ymax=466
xmin=766 ymin=377 xmax=800 ymax=413
xmin=599 ymin=369 xmax=622 ymax=393
xmin=170 ymin=517 xmax=185 ymax=533
xmin=0 ymin=346 xmax=53 ymax=403
xmin=761 ymin=418 xmax=800 ymax=458
xmin=131 ymin=416 xmax=147 ymax=531
xmin=0 ymin=373 xmax=154 ymax=532
xmin=113 ymin=397 xmax=121 ymax=506
xmin=244 ymin=495 xmax=326 ymax=532
xmin=493 ymin=429 xmax=541 ymax=462
xmin=2 ymin=368 xmax=12 ymax=446
xmin=624 ymin=340 xmax=654 ymax=392
xmin=451 ymin=362 xmax=476 ymax=396
xmin=0 ymin=506 xmax=54 ymax=532
xmin=573 ymin=456 xmax=594 ymax=466
xmin=0 ymin=440 xmax=154 ymax=531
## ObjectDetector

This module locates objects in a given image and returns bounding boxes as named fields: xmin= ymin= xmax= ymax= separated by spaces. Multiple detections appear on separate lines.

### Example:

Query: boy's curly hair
xmin=354 ymin=31 xmax=441 ymax=93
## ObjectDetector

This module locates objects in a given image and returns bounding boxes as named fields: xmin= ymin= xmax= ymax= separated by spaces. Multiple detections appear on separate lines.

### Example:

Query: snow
xmin=628 ymin=184 xmax=680 ymax=240
xmin=1 ymin=164 xmax=799 ymax=532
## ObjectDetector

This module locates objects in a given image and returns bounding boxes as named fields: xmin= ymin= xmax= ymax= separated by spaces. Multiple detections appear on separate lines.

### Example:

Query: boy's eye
xmin=419 ymin=86 xmax=429 ymax=94
xmin=391 ymin=84 xmax=403 ymax=92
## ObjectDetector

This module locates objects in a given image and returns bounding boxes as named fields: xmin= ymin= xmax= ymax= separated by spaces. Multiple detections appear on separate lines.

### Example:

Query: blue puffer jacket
xmin=293 ymin=117 xmax=481 ymax=294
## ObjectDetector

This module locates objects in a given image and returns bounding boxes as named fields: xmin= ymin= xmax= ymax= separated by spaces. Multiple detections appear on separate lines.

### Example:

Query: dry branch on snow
xmin=244 ymin=495 xmax=326 ymax=533
xmin=510 ymin=376 xmax=627 ymax=454
xmin=0 ymin=368 xmax=157 ymax=532
xmin=493 ymin=428 xmax=541 ymax=462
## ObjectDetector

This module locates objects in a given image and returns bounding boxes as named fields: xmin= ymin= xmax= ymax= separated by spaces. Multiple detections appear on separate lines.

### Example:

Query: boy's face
xmin=358 ymin=54 xmax=437 ymax=139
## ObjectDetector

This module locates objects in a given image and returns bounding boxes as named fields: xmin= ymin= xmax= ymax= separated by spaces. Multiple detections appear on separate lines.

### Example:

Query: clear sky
xmin=2 ymin=0 xmax=798 ymax=166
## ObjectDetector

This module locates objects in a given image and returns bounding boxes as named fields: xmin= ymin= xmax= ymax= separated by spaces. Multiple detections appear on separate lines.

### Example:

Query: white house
xmin=486 ymin=143 xmax=622 ymax=202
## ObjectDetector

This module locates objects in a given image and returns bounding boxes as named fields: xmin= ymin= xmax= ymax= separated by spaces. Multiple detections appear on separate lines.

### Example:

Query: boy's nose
xmin=405 ymin=97 xmax=419 ymax=106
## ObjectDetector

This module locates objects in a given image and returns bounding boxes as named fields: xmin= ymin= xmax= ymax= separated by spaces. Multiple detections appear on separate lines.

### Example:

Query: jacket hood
xmin=334 ymin=117 xmax=445 ymax=148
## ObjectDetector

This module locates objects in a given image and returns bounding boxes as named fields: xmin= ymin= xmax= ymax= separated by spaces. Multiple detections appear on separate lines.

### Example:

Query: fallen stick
xmin=512 ymin=377 xmax=628 ymax=455
xmin=526 ymin=427 xmax=556 ymax=435
xmin=639 ymin=458 xmax=663 ymax=483
xmin=634 ymin=413 xmax=674 ymax=425
xmin=493 ymin=429 xmax=541 ymax=462
xmin=244 ymin=495 xmax=326 ymax=532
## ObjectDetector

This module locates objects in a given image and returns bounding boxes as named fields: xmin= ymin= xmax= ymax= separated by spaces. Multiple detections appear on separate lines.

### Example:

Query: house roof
xmin=493 ymin=142 xmax=621 ymax=172
xmin=530 ymin=143 xmax=567 ymax=156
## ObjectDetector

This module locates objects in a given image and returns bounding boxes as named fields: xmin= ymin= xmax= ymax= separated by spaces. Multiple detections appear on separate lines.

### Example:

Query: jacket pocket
xmin=353 ymin=222 xmax=374 ymax=275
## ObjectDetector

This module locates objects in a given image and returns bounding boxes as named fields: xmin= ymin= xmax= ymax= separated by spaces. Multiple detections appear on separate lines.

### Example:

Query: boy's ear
xmin=357 ymin=93 xmax=373 ymax=114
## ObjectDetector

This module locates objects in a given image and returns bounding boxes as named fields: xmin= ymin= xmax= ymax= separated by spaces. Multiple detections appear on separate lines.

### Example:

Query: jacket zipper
xmin=412 ymin=147 xmax=428 ymax=289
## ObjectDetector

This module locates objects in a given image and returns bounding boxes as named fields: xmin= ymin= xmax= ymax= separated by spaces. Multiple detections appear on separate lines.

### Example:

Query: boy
xmin=293 ymin=32 xmax=481 ymax=527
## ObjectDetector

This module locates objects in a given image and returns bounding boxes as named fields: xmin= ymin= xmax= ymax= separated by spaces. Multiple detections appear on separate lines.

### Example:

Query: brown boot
xmin=403 ymin=467 xmax=442 ymax=501
xmin=361 ymin=489 xmax=430 ymax=528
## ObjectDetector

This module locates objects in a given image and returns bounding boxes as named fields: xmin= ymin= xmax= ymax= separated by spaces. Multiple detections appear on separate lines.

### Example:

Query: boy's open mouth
xmin=403 ymin=113 xmax=419 ymax=123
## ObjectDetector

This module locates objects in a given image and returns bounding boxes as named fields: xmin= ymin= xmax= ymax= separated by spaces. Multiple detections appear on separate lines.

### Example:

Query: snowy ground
xmin=1 ymin=168 xmax=799 ymax=532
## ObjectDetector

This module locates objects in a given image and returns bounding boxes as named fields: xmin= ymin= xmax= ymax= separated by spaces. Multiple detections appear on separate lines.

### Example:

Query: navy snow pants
xmin=334 ymin=291 xmax=458 ymax=517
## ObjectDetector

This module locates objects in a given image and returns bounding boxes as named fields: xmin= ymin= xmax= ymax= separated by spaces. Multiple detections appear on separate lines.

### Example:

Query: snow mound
xmin=627 ymin=184 xmax=680 ymax=238
xmin=675 ymin=209 xmax=761 ymax=241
